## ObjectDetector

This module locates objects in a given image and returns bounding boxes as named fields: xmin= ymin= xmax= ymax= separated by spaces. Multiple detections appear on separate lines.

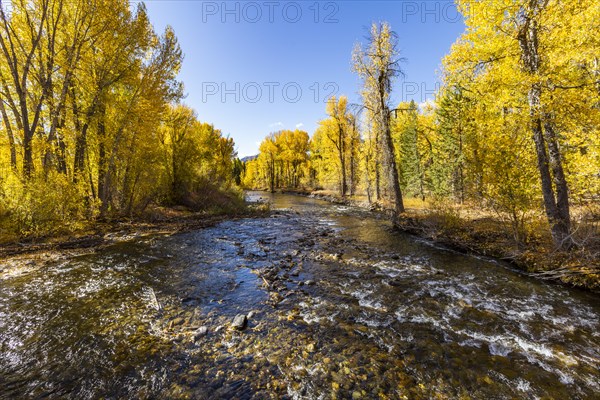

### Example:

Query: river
xmin=0 ymin=192 xmax=598 ymax=399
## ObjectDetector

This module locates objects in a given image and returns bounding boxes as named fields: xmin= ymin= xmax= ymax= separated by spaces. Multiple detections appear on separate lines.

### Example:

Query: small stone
xmin=388 ymin=279 xmax=403 ymax=287
xmin=352 ymin=391 xmax=362 ymax=399
xmin=173 ymin=333 xmax=185 ymax=342
xmin=247 ymin=311 xmax=256 ymax=319
xmin=304 ymin=280 xmax=315 ymax=286
xmin=306 ymin=343 xmax=316 ymax=353
xmin=193 ymin=326 xmax=208 ymax=341
xmin=231 ymin=314 xmax=247 ymax=330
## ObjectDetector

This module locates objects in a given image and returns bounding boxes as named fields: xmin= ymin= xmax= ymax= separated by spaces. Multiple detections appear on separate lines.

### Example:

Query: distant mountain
xmin=240 ymin=155 xmax=258 ymax=163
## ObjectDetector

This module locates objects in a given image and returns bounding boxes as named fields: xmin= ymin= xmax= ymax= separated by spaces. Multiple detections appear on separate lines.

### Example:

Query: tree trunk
xmin=349 ymin=146 xmax=356 ymax=196
xmin=519 ymin=8 xmax=573 ymax=249
xmin=530 ymin=100 xmax=570 ymax=247
xmin=339 ymin=148 xmax=347 ymax=197
xmin=365 ymin=152 xmax=372 ymax=203
xmin=269 ymin=158 xmax=275 ymax=192
xmin=381 ymin=110 xmax=405 ymax=215
xmin=0 ymin=100 xmax=17 ymax=170
xmin=543 ymin=117 xmax=572 ymax=246
xmin=375 ymin=160 xmax=381 ymax=201
xmin=97 ymin=103 xmax=110 ymax=217
xmin=23 ymin=127 xmax=34 ymax=178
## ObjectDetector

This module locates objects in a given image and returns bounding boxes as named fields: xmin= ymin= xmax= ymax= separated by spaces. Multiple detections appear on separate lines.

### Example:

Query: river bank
xmin=0 ymin=203 xmax=269 ymax=260
xmin=273 ymin=189 xmax=600 ymax=292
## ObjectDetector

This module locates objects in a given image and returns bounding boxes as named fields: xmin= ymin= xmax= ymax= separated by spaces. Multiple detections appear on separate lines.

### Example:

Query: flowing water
xmin=0 ymin=192 xmax=598 ymax=399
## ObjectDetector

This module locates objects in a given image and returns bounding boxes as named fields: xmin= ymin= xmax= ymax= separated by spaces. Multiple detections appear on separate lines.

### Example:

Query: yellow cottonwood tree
xmin=311 ymin=96 xmax=360 ymax=197
xmin=353 ymin=22 xmax=405 ymax=216
xmin=0 ymin=0 xmax=239 ymax=236
xmin=443 ymin=0 xmax=600 ymax=249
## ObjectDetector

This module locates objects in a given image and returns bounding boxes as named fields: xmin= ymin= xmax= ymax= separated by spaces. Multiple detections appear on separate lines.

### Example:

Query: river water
xmin=0 ymin=192 xmax=598 ymax=399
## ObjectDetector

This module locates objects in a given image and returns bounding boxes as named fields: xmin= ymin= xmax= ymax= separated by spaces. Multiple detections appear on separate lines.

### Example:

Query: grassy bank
xmin=297 ymin=189 xmax=600 ymax=292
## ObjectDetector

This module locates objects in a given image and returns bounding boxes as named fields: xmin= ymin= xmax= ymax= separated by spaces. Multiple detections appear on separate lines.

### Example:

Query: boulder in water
xmin=193 ymin=326 xmax=208 ymax=341
xmin=231 ymin=314 xmax=247 ymax=330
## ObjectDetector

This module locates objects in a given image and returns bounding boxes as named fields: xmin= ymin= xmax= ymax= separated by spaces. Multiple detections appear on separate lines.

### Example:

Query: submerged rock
xmin=193 ymin=326 xmax=208 ymax=341
xmin=231 ymin=314 xmax=247 ymax=330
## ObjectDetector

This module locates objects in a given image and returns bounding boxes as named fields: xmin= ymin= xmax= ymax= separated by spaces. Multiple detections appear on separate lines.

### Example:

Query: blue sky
xmin=143 ymin=1 xmax=465 ymax=157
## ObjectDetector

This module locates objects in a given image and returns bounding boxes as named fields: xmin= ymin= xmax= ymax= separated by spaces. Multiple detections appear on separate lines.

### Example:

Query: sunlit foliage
xmin=0 ymin=0 xmax=240 ymax=237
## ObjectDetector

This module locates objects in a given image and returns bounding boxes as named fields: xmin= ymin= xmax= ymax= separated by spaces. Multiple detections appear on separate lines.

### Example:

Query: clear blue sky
xmin=143 ymin=0 xmax=465 ymax=158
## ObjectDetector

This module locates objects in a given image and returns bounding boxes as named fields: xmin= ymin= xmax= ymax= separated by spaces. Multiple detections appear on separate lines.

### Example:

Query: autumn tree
xmin=312 ymin=96 xmax=360 ymax=197
xmin=257 ymin=134 xmax=279 ymax=192
xmin=444 ymin=0 xmax=600 ymax=249
xmin=248 ymin=130 xmax=310 ymax=191
xmin=278 ymin=129 xmax=309 ymax=189
xmin=0 ymin=0 xmax=240 ymax=235
xmin=353 ymin=22 xmax=405 ymax=216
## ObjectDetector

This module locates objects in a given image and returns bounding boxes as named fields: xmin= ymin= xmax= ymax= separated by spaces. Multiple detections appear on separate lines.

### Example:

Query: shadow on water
xmin=1 ymin=191 xmax=599 ymax=399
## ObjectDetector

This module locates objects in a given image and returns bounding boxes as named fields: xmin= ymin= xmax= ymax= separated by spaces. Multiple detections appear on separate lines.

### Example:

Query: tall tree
xmin=353 ymin=22 xmax=405 ymax=216
xmin=314 ymin=96 xmax=358 ymax=197
xmin=0 ymin=0 xmax=56 ymax=177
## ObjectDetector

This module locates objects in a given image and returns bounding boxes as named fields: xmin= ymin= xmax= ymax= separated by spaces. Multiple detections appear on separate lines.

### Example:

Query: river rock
xmin=168 ymin=317 xmax=184 ymax=329
xmin=193 ymin=326 xmax=208 ymax=341
xmin=231 ymin=314 xmax=247 ymax=330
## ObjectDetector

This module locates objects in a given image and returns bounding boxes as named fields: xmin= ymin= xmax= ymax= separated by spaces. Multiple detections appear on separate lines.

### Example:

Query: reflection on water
xmin=0 ymin=192 xmax=598 ymax=399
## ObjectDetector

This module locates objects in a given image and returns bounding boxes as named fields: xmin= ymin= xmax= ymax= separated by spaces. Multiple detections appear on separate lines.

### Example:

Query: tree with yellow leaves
xmin=353 ymin=22 xmax=405 ymax=216
xmin=443 ymin=0 xmax=600 ymax=249
xmin=311 ymin=96 xmax=360 ymax=197
xmin=0 ymin=0 xmax=239 ymax=236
